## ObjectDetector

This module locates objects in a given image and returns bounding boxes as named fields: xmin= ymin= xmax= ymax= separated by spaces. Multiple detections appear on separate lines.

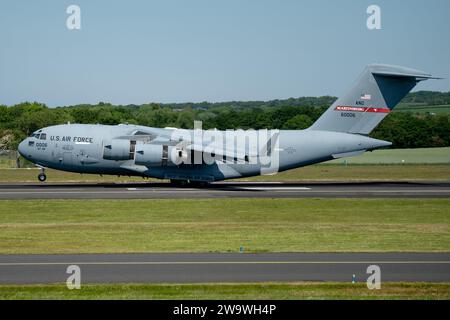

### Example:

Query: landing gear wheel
xmin=170 ymin=179 xmax=188 ymax=187
xmin=189 ymin=181 xmax=210 ymax=188
xmin=38 ymin=173 xmax=47 ymax=182
xmin=170 ymin=179 xmax=210 ymax=188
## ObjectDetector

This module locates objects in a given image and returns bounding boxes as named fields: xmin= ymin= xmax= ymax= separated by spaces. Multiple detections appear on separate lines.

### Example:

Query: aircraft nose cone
xmin=18 ymin=140 xmax=27 ymax=157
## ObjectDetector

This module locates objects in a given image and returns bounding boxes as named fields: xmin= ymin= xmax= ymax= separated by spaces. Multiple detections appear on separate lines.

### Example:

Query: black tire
xmin=38 ymin=173 xmax=47 ymax=182
xmin=170 ymin=179 xmax=188 ymax=187
xmin=189 ymin=181 xmax=210 ymax=188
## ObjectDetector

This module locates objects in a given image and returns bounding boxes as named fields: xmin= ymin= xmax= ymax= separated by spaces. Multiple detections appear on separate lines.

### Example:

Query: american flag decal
xmin=361 ymin=94 xmax=371 ymax=100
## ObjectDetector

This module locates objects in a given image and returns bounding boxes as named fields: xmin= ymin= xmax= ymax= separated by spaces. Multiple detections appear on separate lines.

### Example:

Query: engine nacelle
xmin=135 ymin=144 xmax=187 ymax=166
xmin=103 ymin=139 xmax=134 ymax=161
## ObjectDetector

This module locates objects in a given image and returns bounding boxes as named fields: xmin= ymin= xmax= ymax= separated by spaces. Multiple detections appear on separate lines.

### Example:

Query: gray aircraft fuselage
xmin=18 ymin=124 xmax=390 ymax=182
xmin=17 ymin=64 xmax=437 ymax=183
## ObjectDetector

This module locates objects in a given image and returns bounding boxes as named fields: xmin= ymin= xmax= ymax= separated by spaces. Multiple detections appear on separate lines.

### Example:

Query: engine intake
xmin=103 ymin=139 xmax=135 ymax=161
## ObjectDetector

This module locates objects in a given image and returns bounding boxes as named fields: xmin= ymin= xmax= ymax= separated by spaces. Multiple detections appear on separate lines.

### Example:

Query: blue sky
xmin=1 ymin=0 xmax=449 ymax=107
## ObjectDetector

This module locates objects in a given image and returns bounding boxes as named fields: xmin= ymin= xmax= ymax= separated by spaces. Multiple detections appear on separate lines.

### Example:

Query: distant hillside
xmin=154 ymin=91 xmax=450 ymax=110
xmin=66 ymin=91 xmax=450 ymax=111
xmin=401 ymin=91 xmax=450 ymax=106
xmin=158 ymin=96 xmax=338 ymax=110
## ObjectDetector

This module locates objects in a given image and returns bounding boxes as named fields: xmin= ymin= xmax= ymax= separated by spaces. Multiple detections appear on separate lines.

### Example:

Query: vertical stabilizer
xmin=310 ymin=64 xmax=437 ymax=134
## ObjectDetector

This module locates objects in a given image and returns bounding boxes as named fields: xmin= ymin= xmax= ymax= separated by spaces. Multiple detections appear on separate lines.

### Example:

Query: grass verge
xmin=242 ymin=164 xmax=450 ymax=181
xmin=326 ymin=147 xmax=450 ymax=165
xmin=0 ymin=282 xmax=449 ymax=300
xmin=0 ymin=199 xmax=448 ymax=254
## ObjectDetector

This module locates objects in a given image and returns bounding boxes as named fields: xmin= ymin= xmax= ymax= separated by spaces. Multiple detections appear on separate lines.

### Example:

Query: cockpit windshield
xmin=30 ymin=132 xmax=47 ymax=140
xmin=29 ymin=132 xmax=47 ymax=140
xmin=29 ymin=133 xmax=40 ymax=139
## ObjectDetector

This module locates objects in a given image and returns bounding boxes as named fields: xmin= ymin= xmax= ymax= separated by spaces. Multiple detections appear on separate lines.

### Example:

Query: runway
xmin=0 ymin=253 xmax=449 ymax=284
xmin=0 ymin=181 xmax=449 ymax=199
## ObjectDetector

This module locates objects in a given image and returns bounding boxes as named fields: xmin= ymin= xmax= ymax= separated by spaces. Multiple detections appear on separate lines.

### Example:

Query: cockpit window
xmin=29 ymin=133 xmax=40 ymax=139
xmin=40 ymin=133 xmax=47 ymax=140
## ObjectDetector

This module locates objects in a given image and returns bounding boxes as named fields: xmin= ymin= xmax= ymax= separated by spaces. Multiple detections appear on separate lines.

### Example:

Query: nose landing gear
xmin=37 ymin=168 xmax=47 ymax=182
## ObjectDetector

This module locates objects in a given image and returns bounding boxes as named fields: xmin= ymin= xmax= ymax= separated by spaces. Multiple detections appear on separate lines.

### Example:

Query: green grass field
xmin=0 ymin=168 xmax=149 ymax=182
xmin=396 ymin=104 xmax=450 ymax=115
xmin=327 ymin=147 xmax=450 ymax=165
xmin=1 ymin=282 xmax=449 ymax=300
xmin=244 ymin=164 xmax=450 ymax=182
xmin=0 ymin=198 xmax=448 ymax=254
xmin=0 ymin=158 xmax=16 ymax=168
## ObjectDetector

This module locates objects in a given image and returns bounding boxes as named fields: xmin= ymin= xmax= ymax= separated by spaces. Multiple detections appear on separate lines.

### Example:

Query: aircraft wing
xmin=115 ymin=127 xmax=277 ymax=162
xmin=185 ymin=130 xmax=279 ymax=161
xmin=114 ymin=127 xmax=179 ymax=144
xmin=186 ymin=142 xmax=253 ymax=162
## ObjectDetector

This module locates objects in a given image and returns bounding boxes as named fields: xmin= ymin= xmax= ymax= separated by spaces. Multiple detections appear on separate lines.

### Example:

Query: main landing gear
xmin=170 ymin=179 xmax=209 ymax=188
xmin=37 ymin=167 xmax=47 ymax=182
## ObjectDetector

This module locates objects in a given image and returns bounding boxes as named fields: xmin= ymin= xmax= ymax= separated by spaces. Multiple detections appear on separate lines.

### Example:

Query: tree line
xmin=0 ymin=91 xmax=449 ymax=150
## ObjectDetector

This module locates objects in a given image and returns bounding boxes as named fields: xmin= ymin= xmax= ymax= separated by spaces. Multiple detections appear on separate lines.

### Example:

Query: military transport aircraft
xmin=18 ymin=64 xmax=437 ymax=185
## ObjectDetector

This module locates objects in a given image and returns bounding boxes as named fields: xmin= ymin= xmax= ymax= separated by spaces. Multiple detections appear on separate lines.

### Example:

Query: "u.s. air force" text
xmin=50 ymin=136 xmax=93 ymax=144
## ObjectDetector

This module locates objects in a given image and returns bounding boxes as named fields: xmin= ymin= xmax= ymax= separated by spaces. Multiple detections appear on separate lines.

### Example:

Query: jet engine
xmin=135 ymin=144 xmax=188 ymax=166
xmin=103 ymin=139 xmax=135 ymax=161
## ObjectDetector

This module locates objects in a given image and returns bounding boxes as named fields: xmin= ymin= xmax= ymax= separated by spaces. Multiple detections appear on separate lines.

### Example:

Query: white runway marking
xmin=0 ymin=261 xmax=449 ymax=267
xmin=223 ymin=182 xmax=283 ymax=184
xmin=240 ymin=187 xmax=311 ymax=191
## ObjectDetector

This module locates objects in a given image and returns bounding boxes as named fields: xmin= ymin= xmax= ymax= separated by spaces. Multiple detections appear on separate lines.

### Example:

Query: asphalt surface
xmin=0 ymin=181 xmax=449 ymax=199
xmin=0 ymin=253 xmax=449 ymax=284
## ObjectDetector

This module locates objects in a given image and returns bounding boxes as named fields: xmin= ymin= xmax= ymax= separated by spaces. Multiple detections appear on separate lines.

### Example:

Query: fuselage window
xmin=40 ymin=133 xmax=47 ymax=140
